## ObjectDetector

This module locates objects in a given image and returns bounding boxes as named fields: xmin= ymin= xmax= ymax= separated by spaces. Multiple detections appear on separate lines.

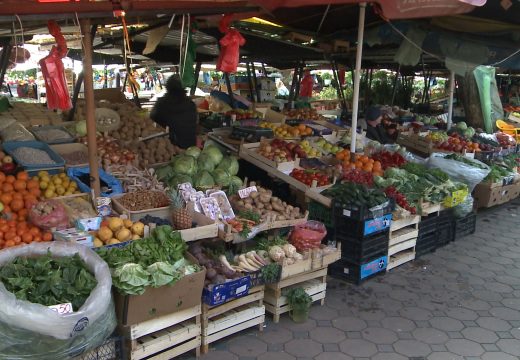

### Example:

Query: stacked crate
xmin=416 ymin=209 xmax=454 ymax=257
xmin=387 ymin=215 xmax=420 ymax=271
xmin=329 ymin=202 xmax=393 ymax=284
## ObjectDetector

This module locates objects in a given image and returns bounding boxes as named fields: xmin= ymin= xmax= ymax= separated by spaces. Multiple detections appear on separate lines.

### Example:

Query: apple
xmin=0 ymin=201 xmax=4 ymax=212
xmin=1 ymin=163 xmax=15 ymax=172
xmin=2 ymin=156 xmax=12 ymax=164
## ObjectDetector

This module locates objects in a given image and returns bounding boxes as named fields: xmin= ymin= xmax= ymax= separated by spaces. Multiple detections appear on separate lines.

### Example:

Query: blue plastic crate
xmin=2 ymin=140 xmax=65 ymax=169
xmin=31 ymin=125 xmax=75 ymax=144
xmin=202 ymin=276 xmax=251 ymax=306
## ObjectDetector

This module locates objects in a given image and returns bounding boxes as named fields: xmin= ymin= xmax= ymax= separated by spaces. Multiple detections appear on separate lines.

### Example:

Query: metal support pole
xmin=224 ymin=72 xmax=236 ymax=109
xmin=350 ymin=3 xmax=366 ymax=154
xmin=251 ymin=62 xmax=261 ymax=102
xmin=391 ymin=64 xmax=401 ymax=106
xmin=80 ymin=18 xmax=100 ymax=197
xmin=190 ymin=61 xmax=201 ymax=96
xmin=0 ymin=41 xmax=12 ymax=89
xmin=246 ymin=62 xmax=255 ymax=102
xmin=447 ymin=70 xmax=455 ymax=130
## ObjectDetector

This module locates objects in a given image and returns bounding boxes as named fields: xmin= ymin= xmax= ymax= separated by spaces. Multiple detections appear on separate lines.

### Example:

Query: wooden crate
xmin=264 ymin=267 xmax=327 ymax=323
xmin=201 ymin=286 xmax=265 ymax=354
xmin=397 ymin=133 xmax=433 ymax=155
xmin=120 ymin=304 xmax=201 ymax=360
xmin=387 ymin=247 xmax=416 ymax=272
xmin=280 ymin=253 xmax=313 ymax=280
xmin=239 ymin=142 xmax=298 ymax=173
xmin=311 ymin=243 xmax=341 ymax=270
xmin=389 ymin=215 xmax=420 ymax=248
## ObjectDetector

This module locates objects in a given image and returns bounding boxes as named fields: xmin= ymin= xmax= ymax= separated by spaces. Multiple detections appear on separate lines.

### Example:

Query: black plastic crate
xmin=333 ymin=199 xmax=395 ymax=221
xmin=416 ymin=231 xmax=438 ymax=258
xmin=329 ymin=255 xmax=387 ymax=285
xmin=437 ymin=222 xmax=455 ymax=247
xmin=74 ymin=336 xmax=124 ymax=360
xmin=309 ymin=201 xmax=334 ymax=227
xmin=335 ymin=211 xmax=392 ymax=239
xmin=339 ymin=232 xmax=389 ymax=264
xmin=454 ymin=212 xmax=476 ymax=239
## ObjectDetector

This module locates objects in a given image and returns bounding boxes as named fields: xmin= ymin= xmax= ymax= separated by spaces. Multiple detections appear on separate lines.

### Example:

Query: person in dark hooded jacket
xmin=150 ymin=75 xmax=197 ymax=149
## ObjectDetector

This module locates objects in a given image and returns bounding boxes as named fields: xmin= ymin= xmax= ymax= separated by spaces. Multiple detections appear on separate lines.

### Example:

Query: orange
xmin=0 ymin=173 xmax=6 ymax=183
xmin=33 ymin=235 xmax=42 ymax=243
xmin=21 ymin=233 xmax=33 ymax=244
xmin=26 ymin=179 xmax=39 ymax=190
xmin=305 ymin=128 xmax=313 ymax=135
xmin=355 ymin=161 xmax=363 ymax=169
xmin=363 ymin=164 xmax=373 ymax=172
xmin=10 ymin=199 xmax=24 ymax=212
xmin=13 ymin=236 xmax=21 ymax=244
xmin=29 ymin=188 xmax=41 ymax=198
xmin=360 ymin=155 xmax=369 ymax=164
xmin=336 ymin=152 xmax=346 ymax=160
xmin=43 ymin=232 xmax=53 ymax=242
xmin=4 ymin=231 xmax=15 ymax=240
xmin=298 ymin=124 xmax=306 ymax=132
xmin=29 ymin=227 xmax=40 ymax=236
xmin=4 ymin=240 xmax=14 ymax=248
xmin=0 ymin=193 xmax=12 ymax=205
xmin=16 ymin=172 xmax=29 ymax=181
xmin=2 ymin=183 xmax=13 ymax=192
xmin=12 ymin=192 xmax=23 ymax=200
xmin=5 ymin=175 xmax=15 ymax=184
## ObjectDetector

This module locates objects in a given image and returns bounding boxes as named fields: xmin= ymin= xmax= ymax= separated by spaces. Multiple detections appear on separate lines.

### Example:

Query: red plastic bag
xmin=216 ymin=14 xmax=246 ymax=73
xmin=29 ymin=200 xmax=69 ymax=231
xmin=38 ymin=21 xmax=71 ymax=111
xmin=289 ymin=221 xmax=327 ymax=252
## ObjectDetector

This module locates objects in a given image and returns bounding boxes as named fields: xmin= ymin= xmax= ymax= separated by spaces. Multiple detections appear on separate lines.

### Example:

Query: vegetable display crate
xmin=308 ymin=200 xmax=334 ymax=228
xmin=415 ymin=231 xmax=438 ymax=258
xmin=334 ymin=210 xmax=392 ymax=239
xmin=120 ymin=304 xmax=201 ymax=360
xmin=264 ymin=267 xmax=327 ymax=323
xmin=147 ymin=214 xmax=218 ymax=243
xmin=437 ymin=216 xmax=455 ymax=247
xmin=26 ymin=166 xmax=65 ymax=177
xmin=338 ymin=231 xmax=389 ymax=264
xmin=201 ymin=286 xmax=265 ymax=354
xmin=31 ymin=125 xmax=75 ymax=144
xmin=311 ymin=243 xmax=341 ymax=270
xmin=74 ymin=336 xmax=124 ymax=360
xmin=387 ymin=247 xmax=416 ymax=272
xmin=329 ymin=255 xmax=387 ymax=285
xmin=112 ymin=192 xmax=170 ymax=222
xmin=453 ymin=212 xmax=477 ymax=240
xmin=2 ymin=140 xmax=66 ymax=169
xmin=473 ymin=182 xmax=520 ymax=209
xmin=239 ymin=142 xmax=298 ymax=172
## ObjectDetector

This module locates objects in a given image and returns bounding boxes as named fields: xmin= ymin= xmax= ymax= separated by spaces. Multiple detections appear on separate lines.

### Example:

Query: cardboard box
xmin=52 ymin=228 xmax=93 ymax=247
xmin=114 ymin=253 xmax=206 ymax=326
xmin=202 ymin=275 xmax=250 ymax=306
xmin=473 ymin=182 xmax=520 ymax=208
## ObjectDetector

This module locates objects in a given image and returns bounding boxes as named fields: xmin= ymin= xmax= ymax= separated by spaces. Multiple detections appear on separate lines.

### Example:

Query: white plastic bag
xmin=0 ymin=241 xmax=116 ymax=359
xmin=427 ymin=153 xmax=490 ymax=192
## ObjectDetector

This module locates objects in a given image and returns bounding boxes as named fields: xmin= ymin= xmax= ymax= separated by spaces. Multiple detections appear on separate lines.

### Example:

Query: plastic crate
xmin=2 ymin=140 xmax=65 ymax=169
xmin=415 ymin=231 xmax=438 ymax=258
xmin=454 ymin=212 xmax=476 ymax=239
xmin=333 ymin=199 xmax=394 ymax=221
xmin=73 ymin=336 xmax=124 ymax=360
xmin=335 ymin=211 xmax=392 ymax=238
xmin=339 ymin=231 xmax=389 ymax=264
xmin=437 ymin=221 xmax=455 ymax=247
xmin=329 ymin=255 xmax=387 ymax=285
xmin=308 ymin=201 xmax=334 ymax=227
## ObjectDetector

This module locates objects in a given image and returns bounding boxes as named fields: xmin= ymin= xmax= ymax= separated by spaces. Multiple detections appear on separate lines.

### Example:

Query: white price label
xmin=238 ymin=186 xmax=258 ymax=199
xmin=48 ymin=302 xmax=73 ymax=315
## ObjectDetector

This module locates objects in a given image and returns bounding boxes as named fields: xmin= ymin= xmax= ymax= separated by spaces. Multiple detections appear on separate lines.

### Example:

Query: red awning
xmin=253 ymin=0 xmax=486 ymax=19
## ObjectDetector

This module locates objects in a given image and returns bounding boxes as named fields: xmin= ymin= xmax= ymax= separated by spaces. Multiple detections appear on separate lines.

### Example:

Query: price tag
xmin=48 ymin=302 xmax=73 ymax=315
xmin=238 ymin=186 xmax=257 ymax=199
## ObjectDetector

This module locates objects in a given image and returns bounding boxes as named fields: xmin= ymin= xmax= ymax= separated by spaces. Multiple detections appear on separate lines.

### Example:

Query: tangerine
xmin=16 ymin=172 xmax=29 ymax=181
xmin=5 ymin=175 xmax=15 ymax=184
xmin=2 ymin=183 xmax=13 ymax=192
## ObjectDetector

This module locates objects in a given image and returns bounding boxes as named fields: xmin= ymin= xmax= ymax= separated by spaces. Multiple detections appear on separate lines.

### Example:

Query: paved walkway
xmin=194 ymin=199 xmax=520 ymax=360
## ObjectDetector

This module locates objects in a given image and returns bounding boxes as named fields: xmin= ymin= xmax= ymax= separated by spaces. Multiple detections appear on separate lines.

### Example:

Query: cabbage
xmin=457 ymin=121 xmax=468 ymax=130
xmin=229 ymin=176 xmax=243 ymax=189
xmin=202 ymin=144 xmax=223 ymax=165
xmin=464 ymin=127 xmax=475 ymax=139
xmin=197 ymin=153 xmax=216 ymax=172
xmin=172 ymin=154 xmax=197 ymax=176
xmin=185 ymin=146 xmax=201 ymax=159
xmin=194 ymin=170 xmax=215 ymax=189
xmin=75 ymin=120 xmax=87 ymax=137
xmin=212 ymin=169 xmax=230 ymax=186
xmin=168 ymin=174 xmax=193 ymax=189
xmin=155 ymin=165 xmax=173 ymax=181
xmin=217 ymin=156 xmax=239 ymax=176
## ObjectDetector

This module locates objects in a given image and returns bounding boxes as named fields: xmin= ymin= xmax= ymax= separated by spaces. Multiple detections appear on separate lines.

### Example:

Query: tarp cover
xmin=253 ymin=0 xmax=486 ymax=19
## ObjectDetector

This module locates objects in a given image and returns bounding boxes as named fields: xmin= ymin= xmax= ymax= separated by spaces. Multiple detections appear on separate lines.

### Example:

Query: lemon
xmin=69 ymin=181 xmax=78 ymax=189
xmin=53 ymin=177 xmax=62 ymax=186
xmin=59 ymin=173 xmax=67 ymax=179
xmin=39 ymin=181 xmax=49 ymax=190
xmin=61 ymin=179 xmax=70 ymax=188
xmin=38 ymin=171 xmax=49 ymax=178
xmin=44 ymin=189 xmax=55 ymax=199
xmin=40 ymin=175 xmax=50 ymax=184
xmin=64 ymin=190 xmax=73 ymax=196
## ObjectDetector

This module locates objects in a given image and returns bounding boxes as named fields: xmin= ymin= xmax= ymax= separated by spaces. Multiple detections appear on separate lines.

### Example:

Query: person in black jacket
xmin=150 ymin=75 xmax=197 ymax=149
xmin=365 ymin=106 xmax=392 ymax=144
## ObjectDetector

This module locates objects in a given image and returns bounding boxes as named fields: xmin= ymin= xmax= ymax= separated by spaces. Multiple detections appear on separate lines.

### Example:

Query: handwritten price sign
xmin=48 ymin=302 xmax=74 ymax=315
xmin=238 ymin=186 xmax=258 ymax=199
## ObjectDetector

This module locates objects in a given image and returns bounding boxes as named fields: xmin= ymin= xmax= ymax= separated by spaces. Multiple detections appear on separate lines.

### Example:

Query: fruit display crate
xmin=386 ymin=215 xmax=420 ymax=271
xmin=415 ymin=231 xmax=438 ymax=258
xmin=387 ymin=247 xmax=416 ymax=272
xmin=2 ymin=140 xmax=66 ymax=169
xmin=334 ymin=210 xmax=392 ymax=239
xmin=264 ymin=267 xmax=327 ymax=323
xmin=201 ymin=286 xmax=265 ymax=354
xmin=453 ymin=212 xmax=477 ymax=239
xmin=308 ymin=200 xmax=334 ymax=227
xmin=120 ymin=304 xmax=201 ymax=360
xmin=329 ymin=255 xmax=387 ymax=285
